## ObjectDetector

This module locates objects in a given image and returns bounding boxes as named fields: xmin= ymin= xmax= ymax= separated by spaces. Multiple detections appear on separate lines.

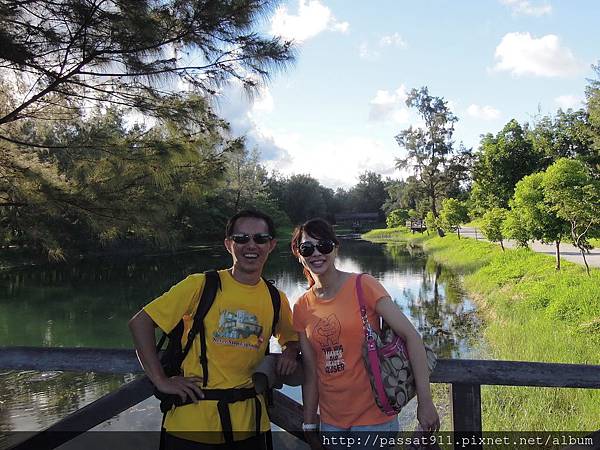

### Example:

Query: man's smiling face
xmin=225 ymin=217 xmax=276 ymax=281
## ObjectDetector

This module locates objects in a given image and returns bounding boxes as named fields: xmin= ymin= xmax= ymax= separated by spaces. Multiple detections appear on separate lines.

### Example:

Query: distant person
xmin=291 ymin=218 xmax=439 ymax=450
xmin=129 ymin=209 xmax=299 ymax=450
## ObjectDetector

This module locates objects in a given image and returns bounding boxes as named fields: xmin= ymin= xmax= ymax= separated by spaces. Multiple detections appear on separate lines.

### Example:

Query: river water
xmin=0 ymin=239 xmax=481 ymax=441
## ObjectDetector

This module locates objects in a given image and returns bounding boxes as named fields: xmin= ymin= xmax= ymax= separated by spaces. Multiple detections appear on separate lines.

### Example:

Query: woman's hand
xmin=417 ymin=397 xmax=440 ymax=432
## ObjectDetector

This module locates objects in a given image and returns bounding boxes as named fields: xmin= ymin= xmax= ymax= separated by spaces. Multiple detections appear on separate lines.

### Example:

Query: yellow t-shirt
xmin=144 ymin=269 xmax=297 ymax=443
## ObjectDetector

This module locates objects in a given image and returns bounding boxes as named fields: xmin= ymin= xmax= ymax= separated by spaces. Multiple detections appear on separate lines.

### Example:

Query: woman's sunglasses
xmin=229 ymin=233 xmax=273 ymax=244
xmin=298 ymin=240 xmax=335 ymax=257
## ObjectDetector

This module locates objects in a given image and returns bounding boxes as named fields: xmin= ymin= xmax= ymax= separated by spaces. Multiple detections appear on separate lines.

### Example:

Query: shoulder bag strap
xmin=356 ymin=273 xmax=395 ymax=415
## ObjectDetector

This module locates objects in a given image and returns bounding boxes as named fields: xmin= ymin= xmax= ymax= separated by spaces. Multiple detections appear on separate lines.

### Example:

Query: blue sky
xmin=216 ymin=0 xmax=600 ymax=189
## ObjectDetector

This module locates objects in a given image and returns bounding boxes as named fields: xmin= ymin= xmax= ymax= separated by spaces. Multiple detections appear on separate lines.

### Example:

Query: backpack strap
xmin=187 ymin=269 xmax=221 ymax=387
xmin=263 ymin=277 xmax=281 ymax=341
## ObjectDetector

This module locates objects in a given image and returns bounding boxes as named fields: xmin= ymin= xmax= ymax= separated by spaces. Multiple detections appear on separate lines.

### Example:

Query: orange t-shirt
xmin=292 ymin=273 xmax=392 ymax=428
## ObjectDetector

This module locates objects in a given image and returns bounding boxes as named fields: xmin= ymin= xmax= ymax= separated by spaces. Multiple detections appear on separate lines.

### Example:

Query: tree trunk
xmin=555 ymin=240 xmax=561 ymax=271
xmin=457 ymin=227 xmax=461 ymax=239
xmin=500 ymin=240 xmax=505 ymax=251
xmin=580 ymin=247 xmax=591 ymax=276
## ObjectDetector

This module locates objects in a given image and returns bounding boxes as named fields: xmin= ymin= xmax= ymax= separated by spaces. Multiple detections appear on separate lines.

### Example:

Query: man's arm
xmin=128 ymin=309 xmax=204 ymax=402
xmin=277 ymin=340 xmax=300 ymax=375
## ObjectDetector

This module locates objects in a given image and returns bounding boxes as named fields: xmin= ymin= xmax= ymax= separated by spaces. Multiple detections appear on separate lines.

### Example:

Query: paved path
xmin=459 ymin=227 xmax=600 ymax=268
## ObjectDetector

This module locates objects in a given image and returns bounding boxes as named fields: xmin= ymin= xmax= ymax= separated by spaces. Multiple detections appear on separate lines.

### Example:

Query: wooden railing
xmin=1 ymin=347 xmax=600 ymax=450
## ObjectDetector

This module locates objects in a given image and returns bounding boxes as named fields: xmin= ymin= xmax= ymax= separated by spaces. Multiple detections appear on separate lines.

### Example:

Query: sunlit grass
xmin=363 ymin=229 xmax=600 ymax=431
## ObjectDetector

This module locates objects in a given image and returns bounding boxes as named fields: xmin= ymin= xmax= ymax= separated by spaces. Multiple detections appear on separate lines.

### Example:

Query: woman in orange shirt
xmin=291 ymin=218 xmax=439 ymax=450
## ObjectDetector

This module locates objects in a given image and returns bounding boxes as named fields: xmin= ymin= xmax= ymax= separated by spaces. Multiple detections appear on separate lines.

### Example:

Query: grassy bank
xmin=363 ymin=228 xmax=600 ymax=431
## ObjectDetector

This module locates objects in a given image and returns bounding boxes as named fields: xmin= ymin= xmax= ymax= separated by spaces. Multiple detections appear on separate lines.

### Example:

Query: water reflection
xmin=0 ymin=239 xmax=479 ymax=434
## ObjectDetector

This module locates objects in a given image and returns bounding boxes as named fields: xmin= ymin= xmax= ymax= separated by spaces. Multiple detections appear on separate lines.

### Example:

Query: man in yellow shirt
xmin=129 ymin=209 xmax=299 ymax=449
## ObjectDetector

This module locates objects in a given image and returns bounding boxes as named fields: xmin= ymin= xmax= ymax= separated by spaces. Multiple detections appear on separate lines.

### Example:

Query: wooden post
xmin=451 ymin=383 xmax=482 ymax=450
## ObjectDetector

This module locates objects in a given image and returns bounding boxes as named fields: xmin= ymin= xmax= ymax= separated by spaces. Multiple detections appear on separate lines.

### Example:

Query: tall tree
xmin=438 ymin=198 xmax=469 ymax=239
xmin=509 ymin=172 xmax=569 ymax=270
xmin=1 ymin=97 xmax=232 ymax=258
xmin=271 ymin=174 xmax=331 ymax=224
xmin=585 ymin=62 xmax=600 ymax=174
xmin=382 ymin=177 xmax=423 ymax=214
xmin=543 ymin=158 xmax=600 ymax=275
xmin=531 ymin=109 xmax=598 ymax=171
xmin=470 ymin=119 xmax=544 ymax=212
xmin=349 ymin=171 xmax=388 ymax=217
xmin=0 ymin=0 xmax=294 ymax=137
xmin=395 ymin=87 xmax=470 ymax=234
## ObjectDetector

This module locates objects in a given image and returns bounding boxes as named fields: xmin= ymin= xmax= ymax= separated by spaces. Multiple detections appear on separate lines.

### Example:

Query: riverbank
xmin=363 ymin=227 xmax=600 ymax=431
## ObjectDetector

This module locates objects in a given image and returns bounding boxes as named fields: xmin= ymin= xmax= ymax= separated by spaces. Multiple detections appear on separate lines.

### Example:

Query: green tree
xmin=0 ymin=0 xmax=294 ymax=134
xmin=424 ymin=211 xmax=438 ymax=236
xmin=386 ymin=209 xmax=409 ymax=229
xmin=531 ymin=109 xmax=598 ymax=171
xmin=438 ymin=198 xmax=469 ymax=239
xmin=543 ymin=158 xmax=600 ymax=275
xmin=349 ymin=171 xmax=388 ymax=217
xmin=585 ymin=62 xmax=600 ymax=174
xmin=271 ymin=174 xmax=331 ymax=224
xmin=481 ymin=208 xmax=508 ymax=251
xmin=395 ymin=87 xmax=471 ymax=234
xmin=503 ymin=210 xmax=531 ymax=249
xmin=471 ymin=119 xmax=544 ymax=212
xmin=510 ymin=172 xmax=569 ymax=269
xmin=382 ymin=176 xmax=429 ymax=216
xmin=1 ymin=98 xmax=232 ymax=258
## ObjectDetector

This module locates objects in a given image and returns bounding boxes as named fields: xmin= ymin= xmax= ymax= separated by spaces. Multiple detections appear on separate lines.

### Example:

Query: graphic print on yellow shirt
xmin=143 ymin=269 xmax=297 ymax=443
xmin=213 ymin=309 xmax=266 ymax=349
xmin=314 ymin=314 xmax=345 ymax=374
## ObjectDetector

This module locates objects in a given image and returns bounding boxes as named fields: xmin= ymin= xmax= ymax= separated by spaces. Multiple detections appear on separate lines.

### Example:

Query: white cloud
xmin=360 ymin=32 xmax=407 ymax=60
xmin=251 ymin=87 xmax=274 ymax=114
xmin=359 ymin=42 xmax=379 ymax=60
xmin=379 ymin=32 xmax=408 ymax=48
xmin=270 ymin=0 xmax=349 ymax=43
xmin=215 ymin=82 xmax=291 ymax=163
xmin=554 ymin=95 xmax=583 ymax=110
xmin=500 ymin=0 xmax=552 ymax=16
xmin=493 ymin=32 xmax=583 ymax=77
xmin=263 ymin=135 xmax=399 ymax=189
xmin=467 ymin=104 xmax=501 ymax=120
xmin=369 ymin=86 xmax=410 ymax=124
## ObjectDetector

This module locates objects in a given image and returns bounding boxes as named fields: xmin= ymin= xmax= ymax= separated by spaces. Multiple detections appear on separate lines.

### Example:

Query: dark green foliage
xmin=471 ymin=119 xmax=544 ymax=212
xmin=585 ymin=62 xmax=600 ymax=174
xmin=0 ymin=96 xmax=236 ymax=258
xmin=531 ymin=109 xmax=598 ymax=171
xmin=386 ymin=209 xmax=409 ymax=228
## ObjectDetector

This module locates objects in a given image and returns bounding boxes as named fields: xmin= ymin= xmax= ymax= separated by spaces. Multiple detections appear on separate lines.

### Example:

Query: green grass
xmin=364 ymin=230 xmax=600 ymax=431
xmin=362 ymin=226 xmax=428 ymax=243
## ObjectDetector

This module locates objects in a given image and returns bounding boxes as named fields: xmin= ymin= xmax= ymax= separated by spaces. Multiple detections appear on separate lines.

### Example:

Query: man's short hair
xmin=225 ymin=209 xmax=276 ymax=239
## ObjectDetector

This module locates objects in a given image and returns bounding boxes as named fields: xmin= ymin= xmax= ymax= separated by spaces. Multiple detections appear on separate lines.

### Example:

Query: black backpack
xmin=154 ymin=270 xmax=281 ymax=400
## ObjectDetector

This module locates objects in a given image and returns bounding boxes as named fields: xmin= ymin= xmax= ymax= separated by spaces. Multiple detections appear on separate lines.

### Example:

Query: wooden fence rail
xmin=1 ymin=347 xmax=600 ymax=450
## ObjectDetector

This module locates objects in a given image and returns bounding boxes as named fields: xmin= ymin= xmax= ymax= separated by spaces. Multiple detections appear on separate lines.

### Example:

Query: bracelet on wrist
xmin=301 ymin=422 xmax=319 ymax=432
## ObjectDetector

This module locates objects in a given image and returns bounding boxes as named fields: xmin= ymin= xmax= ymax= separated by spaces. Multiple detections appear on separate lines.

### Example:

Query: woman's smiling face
xmin=298 ymin=231 xmax=337 ymax=276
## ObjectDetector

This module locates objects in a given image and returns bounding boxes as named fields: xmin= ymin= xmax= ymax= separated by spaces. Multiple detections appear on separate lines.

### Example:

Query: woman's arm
xmin=298 ymin=331 xmax=325 ymax=450
xmin=375 ymin=297 xmax=440 ymax=432
xmin=299 ymin=331 xmax=319 ymax=424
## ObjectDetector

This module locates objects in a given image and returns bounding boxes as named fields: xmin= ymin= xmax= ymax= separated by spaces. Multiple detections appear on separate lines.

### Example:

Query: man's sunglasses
xmin=228 ymin=233 xmax=273 ymax=244
xmin=298 ymin=240 xmax=335 ymax=257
